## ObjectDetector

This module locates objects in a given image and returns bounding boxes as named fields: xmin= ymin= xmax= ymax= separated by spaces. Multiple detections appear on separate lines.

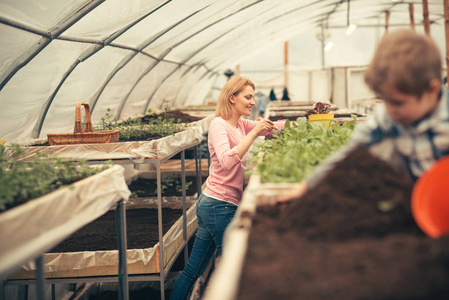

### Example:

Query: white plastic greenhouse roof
xmin=0 ymin=0 xmax=445 ymax=143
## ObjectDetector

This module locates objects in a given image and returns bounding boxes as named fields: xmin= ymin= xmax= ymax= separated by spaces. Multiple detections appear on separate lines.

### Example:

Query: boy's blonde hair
xmin=365 ymin=29 xmax=442 ymax=98
xmin=215 ymin=76 xmax=255 ymax=119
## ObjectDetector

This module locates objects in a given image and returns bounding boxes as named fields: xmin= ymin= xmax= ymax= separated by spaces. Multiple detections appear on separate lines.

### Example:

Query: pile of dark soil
xmin=141 ymin=110 xmax=203 ymax=124
xmin=238 ymin=146 xmax=449 ymax=300
xmin=49 ymin=208 xmax=183 ymax=252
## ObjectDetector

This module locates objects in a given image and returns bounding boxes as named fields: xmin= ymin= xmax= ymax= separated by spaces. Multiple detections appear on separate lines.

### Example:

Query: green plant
xmin=0 ymin=144 xmax=112 ymax=212
xmin=156 ymin=176 xmax=193 ymax=194
xmin=307 ymin=101 xmax=332 ymax=115
xmin=247 ymin=115 xmax=357 ymax=183
xmin=96 ymin=102 xmax=182 ymax=142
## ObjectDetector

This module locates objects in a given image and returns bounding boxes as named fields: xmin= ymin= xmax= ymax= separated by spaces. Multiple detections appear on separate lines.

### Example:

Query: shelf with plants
xmin=2 ymin=102 xmax=209 ymax=300
xmin=2 ymin=144 xmax=202 ymax=300
xmin=204 ymin=119 xmax=449 ymax=300
xmin=265 ymin=101 xmax=367 ymax=124
xmin=126 ymin=102 xmax=215 ymax=135
xmin=14 ymin=124 xmax=204 ymax=164
xmin=10 ymin=172 xmax=207 ymax=282
xmin=0 ymin=145 xmax=131 ymax=299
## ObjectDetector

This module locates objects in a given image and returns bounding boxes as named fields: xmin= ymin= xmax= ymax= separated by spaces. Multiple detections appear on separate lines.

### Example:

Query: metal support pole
xmin=35 ymin=256 xmax=45 ymax=300
xmin=198 ymin=146 xmax=202 ymax=194
xmin=207 ymin=137 xmax=211 ymax=168
xmin=116 ymin=200 xmax=129 ymax=300
xmin=157 ymin=162 xmax=165 ymax=300
xmin=52 ymin=284 xmax=55 ymax=300
xmin=195 ymin=146 xmax=201 ymax=196
xmin=18 ymin=285 xmax=28 ymax=300
xmin=0 ymin=278 xmax=4 ymax=300
xmin=423 ymin=0 xmax=430 ymax=35
xmin=409 ymin=3 xmax=416 ymax=31
xmin=320 ymin=24 xmax=325 ymax=69
xmin=444 ymin=0 xmax=449 ymax=80
xmin=181 ymin=150 xmax=188 ymax=264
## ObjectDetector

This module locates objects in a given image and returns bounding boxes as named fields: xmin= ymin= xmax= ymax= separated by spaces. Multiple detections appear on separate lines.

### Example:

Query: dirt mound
xmin=238 ymin=146 xmax=449 ymax=300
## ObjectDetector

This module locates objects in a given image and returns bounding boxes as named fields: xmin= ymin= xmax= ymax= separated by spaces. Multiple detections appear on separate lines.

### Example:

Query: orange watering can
xmin=411 ymin=155 xmax=449 ymax=238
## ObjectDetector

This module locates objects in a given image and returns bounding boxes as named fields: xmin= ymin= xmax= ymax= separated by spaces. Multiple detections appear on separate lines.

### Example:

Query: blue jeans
xmin=169 ymin=194 xmax=237 ymax=300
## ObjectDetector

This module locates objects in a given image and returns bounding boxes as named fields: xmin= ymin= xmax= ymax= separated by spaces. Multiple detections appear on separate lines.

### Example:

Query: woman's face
xmin=230 ymin=85 xmax=255 ymax=117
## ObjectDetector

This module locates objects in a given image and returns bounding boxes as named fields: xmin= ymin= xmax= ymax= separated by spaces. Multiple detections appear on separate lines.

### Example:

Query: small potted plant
xmin=307 ymin=101 xmax=334 ymax=127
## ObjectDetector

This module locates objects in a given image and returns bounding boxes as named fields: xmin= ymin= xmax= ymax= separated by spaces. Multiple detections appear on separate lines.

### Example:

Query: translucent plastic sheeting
xmin=61 ymin=0 xmax=166 ymax=40
xmin=0 ymin=40 xmax=91 ymax=141
xmin=202 ymin=2 xmax=330 ymax=69
xmin=310 ymin=69 xmax=332 ymax=101
xmin=0 ymin=24 xmax=40 ymax=77
xmin=8 ymin=198 xmax=198 ymax=279
xmin=248 ymin=67 xmax=329 ymax=101
xmin=0 ymin=0 xmax=88 ymax=30
xmin=185 ymin=74 xmax=218 ymax=106
xmin=10 ymin=126 xmax=204 ymax=163
xmin=333 ymin=67 xmax=349 ymax=109
xmin=149 ymin=65 xmax=190 ymax=110
xmin=1 ymin=0 xmax=444 ymax=145
xmin=120 ymin=61 xmax=179 ymax=120
xmin=347 ymin=67 xmax=376 ymax=106
xmin=163 ymin=1 xmax=279 ymax=63
xmin=0 ymin=165 xmax=131 ymax=277
xmin=113 ymin=0 xmax=217 ymax=49
xmin=41 ymin=46 xmax=133 ymax=137
xmin=90 ymin=53 xmax=159 ymax=124
xmin=142 ymin=0 xmax=246 ymax=60
xmin=173 ymin=66 xmax=209 ymax=108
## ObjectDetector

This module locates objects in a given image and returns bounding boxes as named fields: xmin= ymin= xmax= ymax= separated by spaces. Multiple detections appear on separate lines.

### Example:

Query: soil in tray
xmin=30 ymin=111 xmax=202 ymax=146
xmin=128 ymin=176 xmax=205 ymax=198
xmin=49 ymin=208 xmax=183 ymax=252
xmin=268 ymin=112 xmax=365 ymax=122
xmin=141 ymin=110 xmax=203 ymax=124
xmin=238 ymin=146 xmax=449 ymax=300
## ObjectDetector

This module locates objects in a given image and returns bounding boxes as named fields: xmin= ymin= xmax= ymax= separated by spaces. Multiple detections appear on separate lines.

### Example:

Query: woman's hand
xmin=253 ymin=117 xmax=275 ymax=135
xmin=276 ymin=181 xmax=308 ymax=203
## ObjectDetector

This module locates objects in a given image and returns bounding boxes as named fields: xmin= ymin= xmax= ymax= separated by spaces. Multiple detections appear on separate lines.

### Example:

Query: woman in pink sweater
xmin=170 ymin=76 xmax=285 ymax=300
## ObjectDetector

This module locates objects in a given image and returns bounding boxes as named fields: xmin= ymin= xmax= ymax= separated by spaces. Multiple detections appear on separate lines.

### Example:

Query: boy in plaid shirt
xmin=279 ymin=29 xmax=449 ymax=201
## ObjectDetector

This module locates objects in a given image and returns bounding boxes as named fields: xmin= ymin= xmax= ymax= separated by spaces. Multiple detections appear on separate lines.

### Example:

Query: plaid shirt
xmin=307 ymin=87 xmax=449 ymax=187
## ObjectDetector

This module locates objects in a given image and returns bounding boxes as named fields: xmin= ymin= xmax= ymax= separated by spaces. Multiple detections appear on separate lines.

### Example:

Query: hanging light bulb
xmin=324 ymin=41 xmax=334 ymax=51
xmin=345 ymin=23 xmax=357 ymax=35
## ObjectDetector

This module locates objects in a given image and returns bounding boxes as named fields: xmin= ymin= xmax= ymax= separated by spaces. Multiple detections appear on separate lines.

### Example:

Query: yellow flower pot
xmin=308 ymin=114 xmax=334 ymax=128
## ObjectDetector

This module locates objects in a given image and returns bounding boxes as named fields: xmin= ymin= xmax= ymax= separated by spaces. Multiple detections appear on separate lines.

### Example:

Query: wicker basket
xmin=47 ymin=103 xmax=119 ymax=146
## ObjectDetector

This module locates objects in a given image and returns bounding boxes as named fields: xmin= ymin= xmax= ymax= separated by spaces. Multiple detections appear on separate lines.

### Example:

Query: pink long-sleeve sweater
xmin=203 ymin=117 xmax=285 ymax=206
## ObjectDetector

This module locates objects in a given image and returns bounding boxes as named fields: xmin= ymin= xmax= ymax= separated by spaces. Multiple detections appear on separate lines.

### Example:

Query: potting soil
xmin=128 ymin=176 xmax=202 ymax=198
xmin=142 ymin=110 xmax=203 ymax=123
xmin=49 ymin=208 xmax=183 ymax=252
xmin=238 ymin=146 xmax=449 ymax=300
xmin=49 ymin=175 xmax=204 ymax=252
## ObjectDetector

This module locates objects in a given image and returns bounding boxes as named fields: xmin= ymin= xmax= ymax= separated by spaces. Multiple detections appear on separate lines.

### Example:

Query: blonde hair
xmin=215 ymin=76 xmax=255 ymax=119
xmin=365 ymin=29 xmax=442 ymax=97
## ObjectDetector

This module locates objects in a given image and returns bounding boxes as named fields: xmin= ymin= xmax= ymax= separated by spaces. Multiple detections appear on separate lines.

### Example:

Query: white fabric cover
xmin=0 ymin=165 xmax=131 ymax=277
